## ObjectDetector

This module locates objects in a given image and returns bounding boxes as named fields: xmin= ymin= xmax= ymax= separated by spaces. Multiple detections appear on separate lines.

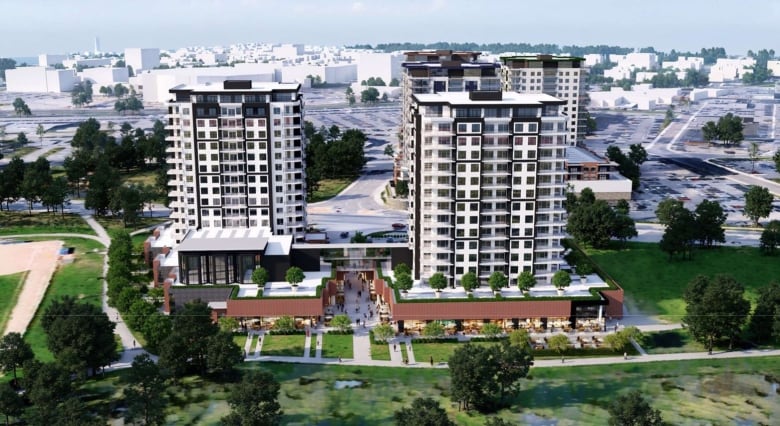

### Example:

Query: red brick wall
xmin=390 ymin=298 xmax=574 ymax=321
xmin=601 ymin=288 xmax=624 ymax=319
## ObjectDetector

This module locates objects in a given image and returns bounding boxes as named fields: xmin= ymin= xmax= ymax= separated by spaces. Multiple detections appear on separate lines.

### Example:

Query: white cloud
xmin=351 ymin=1 xmax=365 ymax=12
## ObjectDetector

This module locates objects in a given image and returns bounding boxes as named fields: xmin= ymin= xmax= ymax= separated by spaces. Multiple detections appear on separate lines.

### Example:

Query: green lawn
xmin=22 ymin=237 xmax=106 ymax=361
xmin=308 ymin=178 xmax=353 ymax=203
xmin=0 ymin=272 xmax=27 ymax=334
xmin=321 ymin=333 xmax=354 ymax=359
xmin=586 ymin=242 xmax=780 ymax=321
xmin=233 ymin=333 xmax=249 ymax=353
xmin=261 ymin=334 xmax=306 ymax=357
xmin=8 ymin=146 xmax=37 ymax=158
xmin=643 ymin=329 xmax=708 ymax=354
xmin=371 ymin=340 xmax=391 ymax=361
xmin=409 ymin=342 xmax=461 ymax=364
xmin=42 ymin=146 xmax=65 ymax=158
xmin=120 ymin=169 xmax=159 ymax=187
xmin=0 ymin=211 xmax=94 ymax=236
xmin=96 ymin=216 xmax=168 ymax=234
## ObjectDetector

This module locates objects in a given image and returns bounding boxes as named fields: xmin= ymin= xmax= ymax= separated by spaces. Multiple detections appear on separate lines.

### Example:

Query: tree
xmin=285 ymin=266 xmax=305 ymax=287
xmin=607 ymin=390 xmax=663 ymax=426
xmin=461 ymin=271 xmax=479 ymax=293
xmin=111 ymin=184 xmax=144 ymax=226
xmin=127 ymin=299 xmax=157 ymax=331
xmin=0 ymin=157 xmax=25 ymax=210
xmin=22 ymin=360 xmax=72 ymax=413
xmin=164 ymin=300 xmax=219 ymax=374
xmin=615 ymin=199 xmax=630 ymax=215
xmin=748 ymin=141 xmax=760 ymax=172
xmin=142 ymin=313 xmax=172 ymax=354
xmin=0 ymin=385 xmax=24 ymax=426
xmin=516 ymin=271 xmax=536 ymax=293
xmin=345 ymin=86 xmax=355 ymax=105
xmin=85 ymin=157 xmax=120 ymax=216
xmin=694 ymin=199 xmax=726 ymax=247
xmin=552 ymin=271 xmax=571 ymax=290
xmin=350 ymin=231 xmax=368 ymax=243
xmin=251 ymin=267 xmax=269 ymax=286
xmin=487 ymin=271 xmax=508 ymax=292
xmin=206 ymin=331 xmax=244 ymax=377
xmin=702 ymin=113 xmax=743 ymax=146
xmin=612 ymin=212 xmax=638 ymax=247
xmin=331 ymin=314 xmax=353 ymax=332
xmin=384 ymin=144 xmax=395 ymax=157
xmin=508 ymin=329 xmax=531 ymax=350
xmin=760 ymin=220 xmax=780 ymax=255
xmin=394 ymin=397 xmax=455 ymax=426
xmin=395 ymin=272 xmax=413 ymax=292
xmin=659 ymin=206 xmax=697 ymax=260
xmin=219 ymin=316 xmax=240 ymax=334
xmin=683 ymin=274 xmax=750 ymax=353
xmin=567 ymin=199 xmax=619 ymax=248
xmin=373 ymin=323 xmax=395 ymax=342
xmin=547 ymin=334 xmax=571 ymax=362
xmin=63 ymin=151 xmax=91 ymax=197
xmin=774 ymin=150 xmax=780 ymax=174
xmin=429 ymin=272 xmax=448 ymax=290
xmin=12 ymin=98 xmax=30 ymax=116
xmin=389 ymin=77 xmax=400 ymax=87
xmin=272 ymin=315 xmax=296 ymax=333
xmin=422 ymin=321 xmax=445 ymax=337
xmin=99 ymin=85 xmax=113 ymax=97
xmin=701 ymin=120 xmax=719 ymax=144
xmin=114 ymin=83 xmax=129 ymax=98
xmin=35 ymin=123 xmax=45 ymax=145
xmin=393 ymin=262 xmax=411 ymax=277
xmin=71 ymin=81 xmax=93 ymax=107
xmin=744 ymin=185 xmax=773 ymax=226
xmin=20 ymin=156 xmax=52 ymax=213
xmin=41 ymin=296 xmax=118 ymax=376
xmin=123 ymin=353 xmax=167 ymax=426
xmin=747 ymin=282 xmax=780 ymax=342
xmin=395 ymin=180 xmax=409 ymax=197
xmin=222 ymin=370 xmax=283 ymax=426
xmin=655 ymin=198 xmax=684 ymax=226
xmin=16 ymin=132 xmax=28 ymax=146
xmin=361 ymin=87 xmax=380 ymax=103
xmin=628 ymin=143 xmax=647 ymax=165
xmin=481 ymin=323 xmax=502 ymax=337
xmin=449 ymin=342 xmax=532 ymax=412
xmin=0 ymin=332 xmax=33 ymax=379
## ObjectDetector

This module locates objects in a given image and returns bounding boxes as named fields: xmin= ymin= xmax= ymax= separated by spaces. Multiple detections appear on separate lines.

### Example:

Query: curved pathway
xmin=2 ymin=216 xmax=147 ymax=368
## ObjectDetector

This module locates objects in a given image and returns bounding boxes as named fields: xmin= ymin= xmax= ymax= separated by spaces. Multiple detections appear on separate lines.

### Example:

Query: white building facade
xmin=165 ymin=80 xmax=307 ymax=244
xmin=408 ymin=90 xmax=568 ymax=285
xmin=501 ymin=55 xmax=586 ymax=146
xmin=125 ymin=48 xmax=161 ymax=72
xmin=5 ymin=67 xmax=78 ymax=92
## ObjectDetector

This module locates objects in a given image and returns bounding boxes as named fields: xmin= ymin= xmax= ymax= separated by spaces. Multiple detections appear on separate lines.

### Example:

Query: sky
xmin=1 ymin=0 xmax=778 ymax=57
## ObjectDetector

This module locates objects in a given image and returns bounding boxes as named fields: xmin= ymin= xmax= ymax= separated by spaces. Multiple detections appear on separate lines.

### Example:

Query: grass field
xmin=0 ymin=272 xmax=27 ymax=334
xmin=371 ymin=339 xmax=391 ymax=361
xmin=42 ymin=146 xmax=65 ymax=158
xmin=61 ymin=354 xmax=780 ymax=425
xmin=261 ymin=334 xmax=306 ymax=357
xmin=643 ymin=329 xmax=708 ymax=354
xmin=308 ymin=178 xmax=353 ymax=203
xmin=21 ymin=237 xmax=105 ymax=361
xmin=321 ymin=334 xmax=354 ymax=359
xmin=0 ymin=211 xmax=94 ymax=236
xmin=8 ymin=146 xmax=37 ymax=158
xmin=232 ymin=333 xmax=249 ymax=354
xmin=120 ymin=169 xmax=159 ymax=187
xmin=586 ymin=242 xmax=780 ymax=321
xmin=96 ymin=216 xmax=168 ymax=234
xmin=410 ymin=342 xmax=460 ymax=364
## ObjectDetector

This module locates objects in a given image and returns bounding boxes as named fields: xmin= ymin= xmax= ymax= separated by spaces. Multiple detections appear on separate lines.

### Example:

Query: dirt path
xmin=0 ymin=240 xmax=63 ymax=335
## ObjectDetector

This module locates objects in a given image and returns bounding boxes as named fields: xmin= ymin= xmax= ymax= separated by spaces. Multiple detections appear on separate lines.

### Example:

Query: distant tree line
xmin=63 ymin=118 xmax=168 ymax=222
xmin=0 ymin=156 xmax=70 ymax=214
xmin=743 ymin=48 xmax=775 ymax=84
xmin=565 ymin=188 xmax=637 ymax=248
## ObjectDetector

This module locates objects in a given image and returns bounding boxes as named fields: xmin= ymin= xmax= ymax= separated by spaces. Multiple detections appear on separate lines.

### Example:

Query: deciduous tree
xmin=394 ymin=397 xmax=454 ymax=426
xmin=428 ymin=272 xmax=448 ymax=290
xmin=744 ymin=185 xmax=773 ymax=226
xmin=607 ymin=390 xmax=663 ymax=426
xmin=123 ymin=353 xmax=167 ymax=426
xmin=683 ymin=274 xmax=750 ymax=353
xmin=0 ymin=332 xmax=33 ymax=379
xmin=694 ymin=199 xmax=726 ymax=247
xmin=285 ymin=266 xmax=305 ymax=287
xmin=760 ymin=220 xmax=780 ymax=254
xmin=461 ymin=271 xmax=479 ymax=292
xmin=222 ymin=370 xmax=283 ymax=426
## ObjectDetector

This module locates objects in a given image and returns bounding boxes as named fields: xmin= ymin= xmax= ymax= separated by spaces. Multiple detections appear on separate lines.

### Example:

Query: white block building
xmin=5 ymin=67 xmax=78 ymax=92
xmin=661 ymin=57 xmax=704 ymax=71
xmin=357 ymin=52 xmax=404 ymax=85
xmin=125 ymin=48 xmax=161 ymax=73
xmin=79 ymin=67 xmax=129 ymax=86
xmin=38 ymin=54 xmax=68 ymax=67
xmin=708 ymin=58 xmax=756 ymax=82
xmin=407 ymin=90 xmax=568 ymax=284
xmin=165 ymin=80 xmax=307 ymax=243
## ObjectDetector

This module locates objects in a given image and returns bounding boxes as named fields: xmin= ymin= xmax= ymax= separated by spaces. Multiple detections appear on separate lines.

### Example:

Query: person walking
xmin=430 ymin=356 xmax=434 ymax=366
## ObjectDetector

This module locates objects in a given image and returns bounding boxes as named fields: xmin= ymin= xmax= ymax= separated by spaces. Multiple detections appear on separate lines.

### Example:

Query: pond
xmin=333 ymin=380 xmax=363 ymax=389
